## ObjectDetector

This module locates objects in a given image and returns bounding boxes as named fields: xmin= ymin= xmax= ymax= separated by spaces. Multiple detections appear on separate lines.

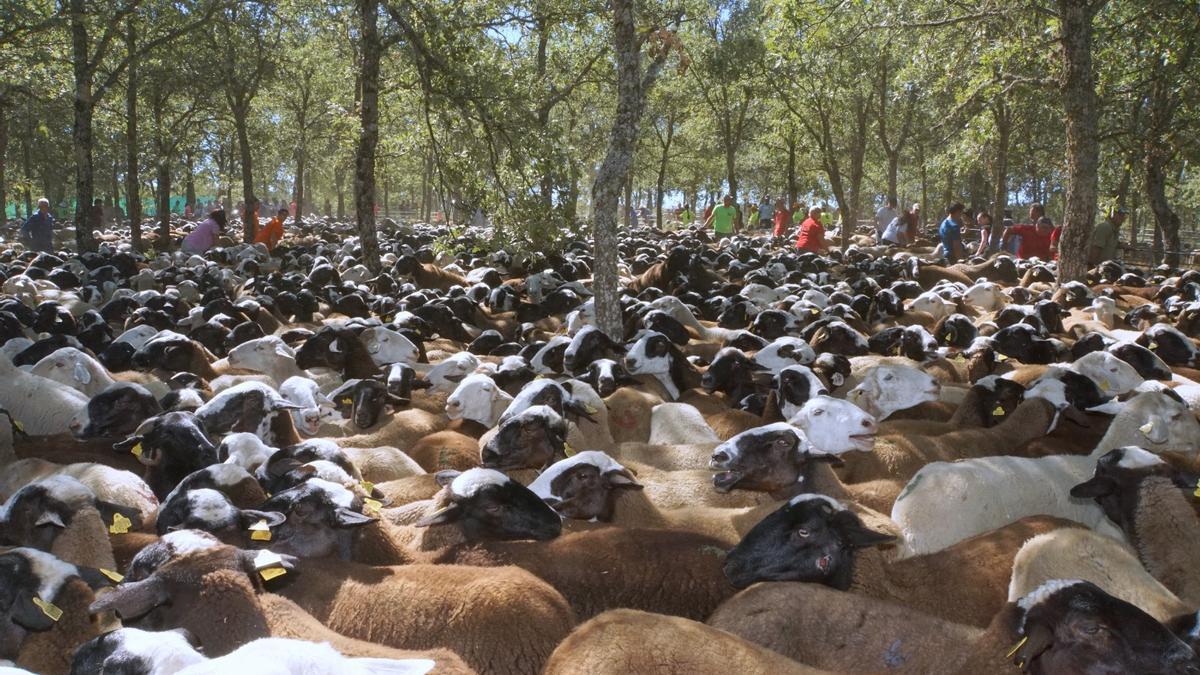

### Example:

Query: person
xmin=703 ymin=199 xmax=715 ymax=224
xmin=939 ymin=203 xmax=966 ymax=263
xmin=748 ymin=202 xmax=759 ymax=230
xmin=772 ymin=198 xmax=791 ymax=238
xmin=905 ymin=203 xmax=921 ymax=240
xmin=1002 ymin=213 xmax=1055 ymax=260
xmin=974 ymin=211 xmax=1000 ymax=256
xmin=880 ymin=213 xmax=909 ymax=247
xmin=679 ymin=203 xmax=694 ymax=228
xmin=19 ymin=198 xmax=54 ymax=252
xmin=1004 ymin=203 xmax=1043 ymax=256
xmin=1089 ymin=206 xmax=1126 ymax=264
xmin=704 ymin=194 xmax=738 ymax=239
xmin=89 ymin=198 xmax=104 ymax=231
xmin=874 ymin=197 xmax=899 ymax=241
xmin=254 ymin=207 xmax=288 ymax=251
xmin=796 ymin=206 xmax=828 ymax=253
xmin=1048 ymin=222 xmax=1063 ymax=260
xmin=819 ymin=204 xmax=833 ymax=231
xmin=758 ymin=196 xmax=773 ymax=229
xmin=181 ymin=208 xmax=227 ymax=255
xmin=184 ymin=203 xmax=194 ymax=219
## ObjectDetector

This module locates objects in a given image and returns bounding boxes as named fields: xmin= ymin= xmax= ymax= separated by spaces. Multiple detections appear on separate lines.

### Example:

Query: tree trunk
xmin=353 ymin=0 xmax=383 ymax=272
xmin=0 ymin=95 xmax=7 ymax=222
xmin=335 ymin=167 xmax=346 ymax=220
xmin=125 ymin=17 xmax=142 ymax=249
xmin=1144 ymin=154 xmax=1180 ymax=266
xmin=157 ymin=158 xmax=171 ymax=242
xmin=21 ymin=114 xmax=33 ymax=217
xmin=70 ymin=0 xmax=97 ymax=251
xmin=725 ymin=147 xmax=737 ymax=203
xmin=1055 ymin=0 xmax=1102 ymax=282
xmin=591 ymin=0 xmax=666 ymax=340
xmin=294 ymin=133 xmax=306 ymax=225
xmin=623 ymin=176 xmax=632 ymax=228
xmin=991 ymin=101 xmax=1011 ymax=233
xmin=786 ymin=136 xmax=797 ymax=207
xmin=185 ymin=149 xmax=196 ymax=209
xmin=234 ymin=112 xmax=255 ymax=241
xmin=918 ymin=141 xmax=928 ymax=234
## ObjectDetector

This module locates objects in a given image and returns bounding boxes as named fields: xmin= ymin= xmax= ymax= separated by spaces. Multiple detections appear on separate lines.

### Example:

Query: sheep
xmin=877 ymin=376 xmax=1027 ymax=437
xmin=444 ymin=372 xmax=511 ymax=428
xmin=336 ymin=408 xmax=449 ymax=457
xmin=194 ymin=381 xmax=302 ymax=446
xmin=724 ymin=493 xmax=1085 ymax=628
xmin=2 ymin=547 xmax=112 ymax=674
xmin=647 ymin=403 xmax=720 ymax=445
xmin=0 ymin=475 xmax=127 ymax=572
xmin=393 ymin=254 xmax=468 ymax=292
xmin=30 ymin=347 xmax=169 ymax=399
xmin=87 ymin=546 xmax=473 ymax=671
xmin=528 ymin=451 xmax=748 ymax=546
xmin=360 ymin=325 xmax=420 ymax=366
xmin=891 ymin=391 xmax=1200 ymax=557
xmin=707 ymin=578 xmax=1198 ymax=674
xmin=0 ymin=460 xmax=158 ymax=527
xmin=0 ymin=353 xmax=89 ymax=436
xmin=603 ymin=387 xmax=658 ymax=444
xmin=1008 ymin=528 xmax=1190 ymax=623
xmin=843 ymin=363 xmax=942 ymax=420
xmin=542 ymin=609 xmax=819 ymax=675
xmin=277 ymin=376 xmax=339 ymax=437
xmin=1070 ymin=446 xmax=1200 ymax=606
xmin=478 ymin=405 xmax=567 ymax=472
xmin=71 ymin=630 xmax=443 ymax=675
xmin=225 ymin=336 xmax=318 ymax=388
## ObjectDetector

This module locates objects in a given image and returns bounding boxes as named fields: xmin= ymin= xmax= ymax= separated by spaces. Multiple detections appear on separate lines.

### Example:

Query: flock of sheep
xmin=2 ymin=217 xmax=1200 ymax=674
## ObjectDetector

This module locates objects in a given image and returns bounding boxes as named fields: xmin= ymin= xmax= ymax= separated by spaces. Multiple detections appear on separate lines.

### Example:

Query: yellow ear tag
xmin=130 ymin=442 xmax=143 ymax=458
xmin=996 ymin=353 xmax=1009 ymax=362
xmin=259 ymin=566 xmax=287 ymax=581
xmin=1099 ymin=379 xmax=1111 ymax=392
xmin=585 ymin=405 xmax=598 ymax=415
xmin=363 ymin=498 xmax=382 ymax=516
xmin=32 ymin=597 xmax=62 ymax=622
xmin=564 ymin=443 xmax=577 ymax=457
xmin=109 ymin=512 xmax=132 ymax=535
xmin=12 ymin=420 xmax=24 ymax=433
xmin=1149 ymin=341 xmax=1158 ymax=350
xmin=340 ymin=398 xmax=353 ymax=406
xmin=1140 ymin=422 xmax=1154 ymax=435
xmin=360 ymin=480 xmax=375 ymax=494
xmin=1006 ymin=636 xmax=1029 ymax=659
xmin=249 ymin=519 xmax=272 ymax=541
xmin=992 ymin=406 xmax=1005 ymax=416
xmin=1193 ymin=478 xmax=1200 ymax=498
xmin=953 ymin=354 xmax=966 ymax=362
xmin=100 ymin=568 xmax=124 ymax=583
xmin=943 ymin=334 xmax=952 ymax=344
xmin=809 ymin=308 xmax=819 ymax=316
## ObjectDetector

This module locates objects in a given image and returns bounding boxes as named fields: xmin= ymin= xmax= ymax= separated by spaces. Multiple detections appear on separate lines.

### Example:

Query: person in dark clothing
xmin=89 ymin=198 xmax=104 ymax=231
xmin=19 ymin=198 xmax=54 ymax=252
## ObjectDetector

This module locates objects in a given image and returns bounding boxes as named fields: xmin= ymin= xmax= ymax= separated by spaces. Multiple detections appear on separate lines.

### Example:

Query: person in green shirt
xmin=1089 ymin=206 xmax=1125 ymax=265
xmin=679 ymin=203 xmax=694 ymax=227
xmin=704 ymin=194 xmax=737 ymax=238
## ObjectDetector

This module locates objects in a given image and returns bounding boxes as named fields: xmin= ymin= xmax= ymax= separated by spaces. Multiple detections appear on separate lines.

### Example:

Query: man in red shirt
xmin=796 ymin=205 xmax=828 ymax=253
xmin=1002 ymin=216 xmax=1055 ymax=260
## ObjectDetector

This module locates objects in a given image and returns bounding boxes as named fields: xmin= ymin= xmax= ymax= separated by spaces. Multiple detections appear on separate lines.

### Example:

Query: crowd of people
xmin=665 ymin=193 xmax=1130 ymax=265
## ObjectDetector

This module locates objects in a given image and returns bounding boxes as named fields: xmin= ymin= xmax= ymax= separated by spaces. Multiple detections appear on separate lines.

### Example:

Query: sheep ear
xmin=329 ymin=338 xmax=343 ymax=354
xmin=239 ymin=509 xmax=287 ymax=529
xmin=11 ymin=589 xmax=57 ymax=632
xmin=1011 ymin=623 xmax=1054 ymax=672
xmin=334 ymin=507 xmax=377 ymax=528
xmin=35 ymin=511 xmax=66 ymax=528
xmin=112 ymin=434 xmax=143 ymax=453
xmin=88 ymin=576 xmax=169 ymax=619
xmin=433 ymin=470 xmax=461 ymax=487
xmin=1070 ymin=476 xmax=1116 ymax=499
xmin=832 ymin=512 xmax=895 ymax=548
xmin=605 ymin=468 xmax=643 ymax=489
xmin=95 ymin=500 xmax=144 ymax=531
xmin=414 ymin=503 xmax=463 ymax=528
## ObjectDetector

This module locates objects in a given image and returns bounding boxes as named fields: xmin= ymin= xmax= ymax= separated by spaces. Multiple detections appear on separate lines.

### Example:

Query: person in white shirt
xmin=874 ymin=197 xmax=899 ymax=241
xmin=881 ymin=215 xmax=908 ymax=247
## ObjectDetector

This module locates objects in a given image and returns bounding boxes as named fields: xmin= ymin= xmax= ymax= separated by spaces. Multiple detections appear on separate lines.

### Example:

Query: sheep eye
xmin=812 ymin=409 xmax=824 ymax=416
xmin=884 ymin=374 xmax=894 ymax=381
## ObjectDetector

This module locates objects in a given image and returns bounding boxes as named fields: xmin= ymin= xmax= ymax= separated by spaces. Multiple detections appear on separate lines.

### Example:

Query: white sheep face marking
xmin=791 ymin=396 xmax=877 ymax=454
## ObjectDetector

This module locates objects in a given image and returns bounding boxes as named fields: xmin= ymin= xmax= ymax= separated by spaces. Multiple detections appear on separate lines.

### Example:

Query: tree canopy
xmin=2 ymin=0 xmax=1198 ymax=267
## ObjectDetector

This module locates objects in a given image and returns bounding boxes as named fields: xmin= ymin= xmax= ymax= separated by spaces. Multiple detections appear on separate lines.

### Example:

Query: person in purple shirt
xmin=181 ymin=209 xmax=228 ymax=254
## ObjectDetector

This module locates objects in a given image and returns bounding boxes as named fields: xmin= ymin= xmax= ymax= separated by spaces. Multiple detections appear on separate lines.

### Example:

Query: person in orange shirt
xmin=254 ymin=207 xmax=288 ymax=251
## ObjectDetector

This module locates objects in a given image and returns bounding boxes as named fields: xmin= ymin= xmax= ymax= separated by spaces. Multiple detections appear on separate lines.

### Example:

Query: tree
xmin=1055 ymin=0 xmax=1105 ymax=282
xmin=591 ymin=8 xmax=684 ymax=339
xmin=353 ymin=0 xmax=384 ymax=271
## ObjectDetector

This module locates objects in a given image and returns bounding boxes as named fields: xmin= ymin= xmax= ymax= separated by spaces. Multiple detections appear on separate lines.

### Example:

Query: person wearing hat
xmin=1089 ymin=206 xmax=1126 ymax=264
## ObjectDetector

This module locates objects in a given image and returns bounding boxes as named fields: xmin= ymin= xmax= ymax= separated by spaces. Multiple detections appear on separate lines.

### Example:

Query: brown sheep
xmin=544 ymin=609 xmax=823 ymax=675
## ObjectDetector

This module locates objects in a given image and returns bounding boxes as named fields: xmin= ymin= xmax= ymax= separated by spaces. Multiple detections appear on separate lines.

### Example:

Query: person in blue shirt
xmin=939 ymin=202 xmax=965 ymax=263
xmin=19 ymin=198 xmax=55 ymax=252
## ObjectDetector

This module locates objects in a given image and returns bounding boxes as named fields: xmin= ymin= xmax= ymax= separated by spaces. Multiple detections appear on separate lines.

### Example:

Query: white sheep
xmin=360 ymin=326 xmax=419 ymax=366
xmin=1068 ymin=350 xmax=1143 ymax=395
xmin=219 ymin=433 xmax=279 ymax=473
xmin=844 ymin=363 xmax=941 ymax=420
xmin=909 ymin=291 xmax=956 ymax=320
xmin=425 ymin=352 xmax=480 ymax=392
xmin=445 ymin=373 xmax=512 ymax=427
xmin=0 ymin=353 xmax=90 ymax=436
xmin=278 ymin=375 xmax=340 ymax=436
xmin=891 ymin=391 xmax=1200 ymax=557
